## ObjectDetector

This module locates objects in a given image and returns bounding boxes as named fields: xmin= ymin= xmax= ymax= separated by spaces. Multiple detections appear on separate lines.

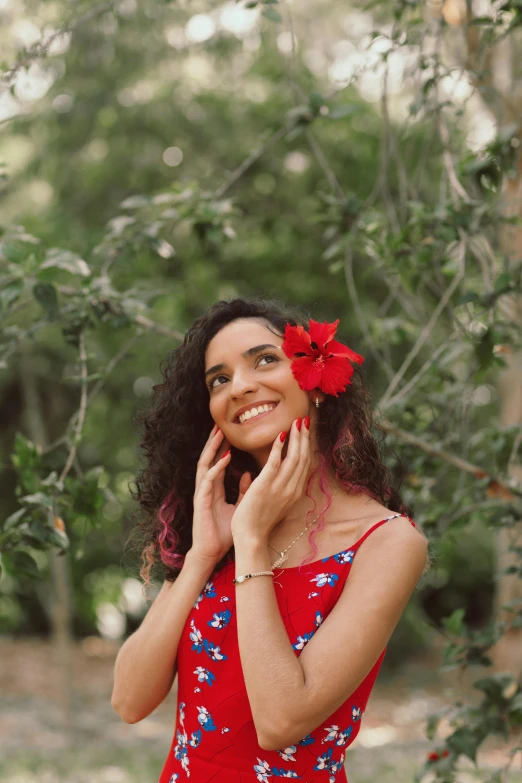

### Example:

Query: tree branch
xmin=378 ymin=240 xmax=466 ymax=409
xmin=379 ymin=415 xmax=520 ymax=501
xmin=1 ymin=2 xmax=116 ymax=88
xmin=55 ymin=332 xmax=88 ymax=492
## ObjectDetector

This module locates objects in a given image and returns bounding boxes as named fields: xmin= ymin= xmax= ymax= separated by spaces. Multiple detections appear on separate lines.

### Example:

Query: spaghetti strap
xmin=351 ymin=513 xmax=416 ymax=551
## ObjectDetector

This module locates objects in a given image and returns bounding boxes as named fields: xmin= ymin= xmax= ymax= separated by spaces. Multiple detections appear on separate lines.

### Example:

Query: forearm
xmin=233 ymin=537 xmax=306 ymax=748
xmin=111 ymin=550 xmax=216 ymax=724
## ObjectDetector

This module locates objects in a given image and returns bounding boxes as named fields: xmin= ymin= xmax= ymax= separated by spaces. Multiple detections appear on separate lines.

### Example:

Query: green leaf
xmin=328 ymin=105 xmax=360 ymax=120
xmin=494 ymin=271 xmax=511 ymax=291
xmin=262 ymin=7 xmax=282 ymax=22
xmin=0 ymin=280 xmax=24 ymax=311
xmin=33 ymin=282 xmax=58 ymax=314
xmin=309 ymin=92 xmax=324 ymax=113
xmin=6 ymin=550 xmax=41 ymax=579
xmin=18 ymin=519 xmax=68 ymax=551
xmin=474 ymin=327 xmax=495 ymax=371
xmin=11 ymin=433 xmax=41 ymax=473
xmin=426 ymin=713 xmax=442 ymax=741
xmin=22 ymin=492 xmax=54 ymax=511
xmin=457 ymin=291 xmax=479 ymax=304
xmin=447 ymin=726 xmax=481 ymax=764
xmin=322 ymin=241 xmax=342 ymax=261
xmin=441 ymin=607 xmax=466 ymax=636
xmin=509 ymin=693 xmax=522 ymax=714
xmin=40 ymin=248 xmax=91 ymax=278
xmin=474 ymin=673 xmax=515 ymax=703
xmin=2 ymin=508 xmax=26 ymax=531
xmin=120 ymin=195 xmax=150 ymax=209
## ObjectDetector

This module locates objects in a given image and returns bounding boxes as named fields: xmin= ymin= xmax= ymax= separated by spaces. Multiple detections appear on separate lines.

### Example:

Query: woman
xmin=112 ymin=296 xmax=429 ymax=783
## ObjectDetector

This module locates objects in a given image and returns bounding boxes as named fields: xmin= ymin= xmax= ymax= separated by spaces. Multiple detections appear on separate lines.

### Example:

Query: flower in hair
xmin=281 ymin=318 xmax=364 ymax=397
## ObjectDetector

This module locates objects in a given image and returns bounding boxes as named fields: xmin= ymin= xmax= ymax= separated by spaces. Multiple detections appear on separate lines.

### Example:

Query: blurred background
xmin=1 ymin=0 xmax=522 ymax=781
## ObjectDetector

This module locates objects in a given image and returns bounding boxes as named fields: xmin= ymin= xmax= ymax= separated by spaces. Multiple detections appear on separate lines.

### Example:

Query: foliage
xmin=1 ymin=0 xmax=522 ymax=780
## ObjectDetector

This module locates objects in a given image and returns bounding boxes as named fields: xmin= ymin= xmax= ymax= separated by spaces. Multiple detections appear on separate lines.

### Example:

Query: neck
xmin=268 ymin=471 xmax=377 ymax=550
xmin=268 ymin=466 xmax=339 ymax=546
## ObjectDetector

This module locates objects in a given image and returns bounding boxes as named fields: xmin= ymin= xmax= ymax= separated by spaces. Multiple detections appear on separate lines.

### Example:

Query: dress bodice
xmin=159 ymin=513 xmax=416 ymax=783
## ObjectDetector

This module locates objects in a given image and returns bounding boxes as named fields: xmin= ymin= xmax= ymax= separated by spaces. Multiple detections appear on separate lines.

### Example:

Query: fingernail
xmin=279 ymin=431 xmax=287 ymax=443
xmin=223 ymin=449 xmax=230 ymax=457
xmin=304 ymin=416 xmax=310 ymax=430
xmin=296 ymin=418 xmax=302 ymax=431
xmin=215 ymin=427 xmax=221 ymax=435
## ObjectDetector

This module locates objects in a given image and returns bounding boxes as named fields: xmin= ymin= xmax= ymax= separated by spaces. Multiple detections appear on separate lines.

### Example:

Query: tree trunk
xmin=491 ymin=152 xmax=522 ymax=677
xmin=442 ymin=0 xmax=522 ymax=677
xmin=19 ymin=344 xmax=75 ymax=739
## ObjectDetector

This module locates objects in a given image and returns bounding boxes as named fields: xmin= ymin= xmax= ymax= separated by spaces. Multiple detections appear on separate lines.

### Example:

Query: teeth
xmin=239 ymin=404 xmax=276 ymax=424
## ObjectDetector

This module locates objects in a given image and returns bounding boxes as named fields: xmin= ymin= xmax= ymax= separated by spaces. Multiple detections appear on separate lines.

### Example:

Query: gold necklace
xmin=267 ymin=488 xmax=339 ymax=569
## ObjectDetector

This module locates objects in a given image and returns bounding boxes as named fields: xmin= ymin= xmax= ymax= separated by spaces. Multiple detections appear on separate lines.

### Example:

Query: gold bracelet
xmin=233 ymin=570 xmax=274 ymax=585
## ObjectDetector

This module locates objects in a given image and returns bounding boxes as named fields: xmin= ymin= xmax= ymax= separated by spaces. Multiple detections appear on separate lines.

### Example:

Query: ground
xmin=1 ymin=636 xmax=521 ymax=783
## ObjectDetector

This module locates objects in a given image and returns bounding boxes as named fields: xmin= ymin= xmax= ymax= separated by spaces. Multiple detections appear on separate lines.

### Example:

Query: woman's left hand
xmin=230 ymin=416 xmax=311 ymax=544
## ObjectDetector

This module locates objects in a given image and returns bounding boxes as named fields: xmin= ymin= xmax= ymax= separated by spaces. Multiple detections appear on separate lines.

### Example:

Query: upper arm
xmin=153 ymin=580 xmax=179 ymax=680
xmin=139 ymin=578 xmax=179 ymax=679
xmin=278 ymin=518 xmax=428 ymax=747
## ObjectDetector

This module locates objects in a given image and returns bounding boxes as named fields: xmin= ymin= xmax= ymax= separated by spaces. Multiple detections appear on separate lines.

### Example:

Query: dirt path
xmin=1 ymin=637 xmax=521 ymax=782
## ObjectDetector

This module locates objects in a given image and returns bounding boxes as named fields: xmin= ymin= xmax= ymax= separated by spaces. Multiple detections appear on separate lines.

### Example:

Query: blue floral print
xmin=254 ymin=758 xmax=302 ymax=780
xmin=203 ymin=581 xmax=216 ymax=599
xmin=207 ymin=609 xmax=232 ymax=629
xmin=196 ymin=705 xmax=216 ymax=731
xmin=159 ymin=513 xmax=416 ymax=783
xmin=297 ymin=734 xmax=316 ymax=747
xmin=292 ymin=610 xmax=324 ymax=650
xmin=189 ymin=620 xmax=203 ymax=654
xmin=333 ymin=550 xmax=354 ymax=565
xmin=173 ymin=701 xmax=202 ymax=777
xmin=203 ymin=638 xmax=227 ymax=662
xmin=193 ymin=580 xmax=217 ymax=610
xmin=292 ymin=632 xmax=315 ymax=651
xmin=321 ymin=724 xmax=353 ymax=746
xmin=277 ymin=746 xmax=298 ymax=762
xmin=321 ymin=548 xmax=354 ymax=565
xmin=314 ymin=747 xmax=345 ymax=783
xmin=310 ymin=573 xmax=339 ymax=588
xmin=193 ymin=666 xmax=216 ymax=687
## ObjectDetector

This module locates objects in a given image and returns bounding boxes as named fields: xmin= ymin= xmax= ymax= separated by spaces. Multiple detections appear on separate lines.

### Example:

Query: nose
xmin=228 ymin=368 xmax=257 ymax=398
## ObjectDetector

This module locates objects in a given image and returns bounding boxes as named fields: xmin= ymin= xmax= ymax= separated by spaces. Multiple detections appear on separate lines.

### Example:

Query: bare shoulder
xmin=335 ymin=499 xmax=428 ymax=549
xmin=348 ymin=509 xmax=429 ymax=582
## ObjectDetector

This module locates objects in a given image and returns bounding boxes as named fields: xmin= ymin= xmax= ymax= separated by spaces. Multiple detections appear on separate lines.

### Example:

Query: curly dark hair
xmin=129 ymin=295 xmax=414 ymax=588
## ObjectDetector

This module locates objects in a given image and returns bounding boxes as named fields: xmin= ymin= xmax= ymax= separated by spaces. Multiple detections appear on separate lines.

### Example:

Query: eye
xmin=208 ymin=353 xmax=279 ymax=390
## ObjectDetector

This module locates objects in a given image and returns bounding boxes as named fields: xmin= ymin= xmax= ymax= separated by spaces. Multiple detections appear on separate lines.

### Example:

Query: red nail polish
xmin=279 ymin=431 xmax=287 ymax=443
xmin=304 ymin=416 xmax=310 ymax=430
xmin=223 ymin=449 xmax=230 ymax=457
xmin=296 ymin=418 xmax=302 ymax=431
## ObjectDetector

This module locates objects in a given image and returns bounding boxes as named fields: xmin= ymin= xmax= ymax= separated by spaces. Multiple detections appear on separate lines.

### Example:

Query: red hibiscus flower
xmin=281 ymin=318 xmax=364 ymax=397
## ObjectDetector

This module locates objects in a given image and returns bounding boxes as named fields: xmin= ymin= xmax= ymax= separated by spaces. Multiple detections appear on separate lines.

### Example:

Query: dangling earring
xmin=315 ymin=398 xmax=320 ymax=407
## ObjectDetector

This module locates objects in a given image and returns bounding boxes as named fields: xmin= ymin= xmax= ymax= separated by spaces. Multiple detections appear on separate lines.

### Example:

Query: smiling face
xmin=204 ymin=318 xmax=322 ymax=466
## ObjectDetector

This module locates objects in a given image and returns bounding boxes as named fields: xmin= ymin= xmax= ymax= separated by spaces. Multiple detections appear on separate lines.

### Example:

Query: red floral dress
xmin=159 ymin=513 xmax=416 ymax=783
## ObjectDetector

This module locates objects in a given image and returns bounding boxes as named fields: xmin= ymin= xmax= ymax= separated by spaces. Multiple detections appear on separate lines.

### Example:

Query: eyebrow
xmin=205 ymin=344 xmax=281 ymax=380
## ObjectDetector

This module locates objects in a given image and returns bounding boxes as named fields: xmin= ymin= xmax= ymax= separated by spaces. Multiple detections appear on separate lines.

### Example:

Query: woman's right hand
xmin=190 ymin=424 xmax=252 ymax=566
